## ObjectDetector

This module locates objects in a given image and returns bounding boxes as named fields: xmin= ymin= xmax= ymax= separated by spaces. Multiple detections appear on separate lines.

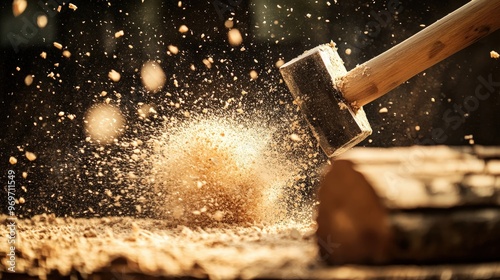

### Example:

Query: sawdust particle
xmin=167 ymin=45 xmax=179 ymax=55
xmin=84 ymin=104 xmax=125 ymax=144
xmin=202 ymin=58 xmax=212 ymax=69
xmin=275 ymin=59 xmax=285 ymax=68
xmin=115 ymin=30 xmax=125 ymax=38
xmin=9 ymin=156 xmax=17 ymax=165
xmin=24 ymin=75 xmax=33 ymax=86
xmin=37 ymin=15 xmax=48 ymax=28
xmin=228 ymin=29 xmax=243 ymax=46
xmin=224 ymin=20 xmax=234 ymax=29
xmin=491 ymin=50 xmax=499 ymax=59
xmin=250 ymin=70 xmax=258 ymax=80
xmin=25 ymin=151 xmax=37 ymax=161
xmin=12 ymin=0 xmax=27 ymax=17
xmin=140 ymin=61 xmax=166 ymax=92
xmin=108 ymin=69 xmax=121 ymax=82
xmin=53 ymin=42 xmax=63 ymax=50
xmin=178 ymin=25 xmax=189 ymax=33
xmin=338 ymin=102 xmax=348 ymax=110
xmin=290 ymin=134 xmax=302 ymax=142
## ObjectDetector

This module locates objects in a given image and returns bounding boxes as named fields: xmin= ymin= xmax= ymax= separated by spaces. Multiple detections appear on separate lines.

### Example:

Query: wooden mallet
xmin=280 ymin=0 xmax=500 ymax=158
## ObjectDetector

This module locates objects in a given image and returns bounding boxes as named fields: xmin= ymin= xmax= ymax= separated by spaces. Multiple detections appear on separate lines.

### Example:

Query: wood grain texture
xmin=339 ymin=0 xmax=500 ymax=106
xmin=317 ymin=146 xmax=500 ymax=265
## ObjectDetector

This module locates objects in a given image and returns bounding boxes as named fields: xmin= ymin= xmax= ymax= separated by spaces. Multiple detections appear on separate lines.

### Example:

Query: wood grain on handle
xmin=340 ymin=0 xmax=500 ymax=107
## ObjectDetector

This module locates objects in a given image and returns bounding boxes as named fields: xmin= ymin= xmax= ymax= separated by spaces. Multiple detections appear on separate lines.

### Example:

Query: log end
xmin=316 ymin=159 xmax=392 ymax=264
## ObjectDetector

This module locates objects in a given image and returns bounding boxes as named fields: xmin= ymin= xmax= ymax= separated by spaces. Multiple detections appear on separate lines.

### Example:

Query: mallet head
xmin=280 ymin=44 xmax=372 ymax=158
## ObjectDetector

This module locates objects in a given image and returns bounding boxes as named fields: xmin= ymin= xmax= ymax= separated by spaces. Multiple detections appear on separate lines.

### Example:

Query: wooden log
xmin=316 ymin=146 xmax=500 ymax=265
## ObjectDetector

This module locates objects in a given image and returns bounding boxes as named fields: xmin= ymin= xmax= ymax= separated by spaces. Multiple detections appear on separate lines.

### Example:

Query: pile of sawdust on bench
xmin=0 ymin=214 xmax=317 ymax=279
xmin=3 ymin=214 xmax=500 ymax=280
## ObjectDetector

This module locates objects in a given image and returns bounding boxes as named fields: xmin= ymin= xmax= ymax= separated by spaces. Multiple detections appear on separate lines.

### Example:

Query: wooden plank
xmin=339 ymin=145 xmax=476 ymax=163
xmin=473 ymin=146 xmax=500 ymax=159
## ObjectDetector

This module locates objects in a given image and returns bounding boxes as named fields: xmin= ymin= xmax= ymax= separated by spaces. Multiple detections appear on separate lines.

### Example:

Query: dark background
xmin=1 ymin=0 xmax=499 ymax=217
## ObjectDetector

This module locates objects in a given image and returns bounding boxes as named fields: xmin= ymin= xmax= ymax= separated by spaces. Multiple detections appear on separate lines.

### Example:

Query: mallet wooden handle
xmin=340 ymin=0 xmax=500 ymax=107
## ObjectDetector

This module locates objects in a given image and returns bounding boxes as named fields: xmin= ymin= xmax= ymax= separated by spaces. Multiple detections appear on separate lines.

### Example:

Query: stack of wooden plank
xmin=316 ymin=146 xmax=500 ymax=264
